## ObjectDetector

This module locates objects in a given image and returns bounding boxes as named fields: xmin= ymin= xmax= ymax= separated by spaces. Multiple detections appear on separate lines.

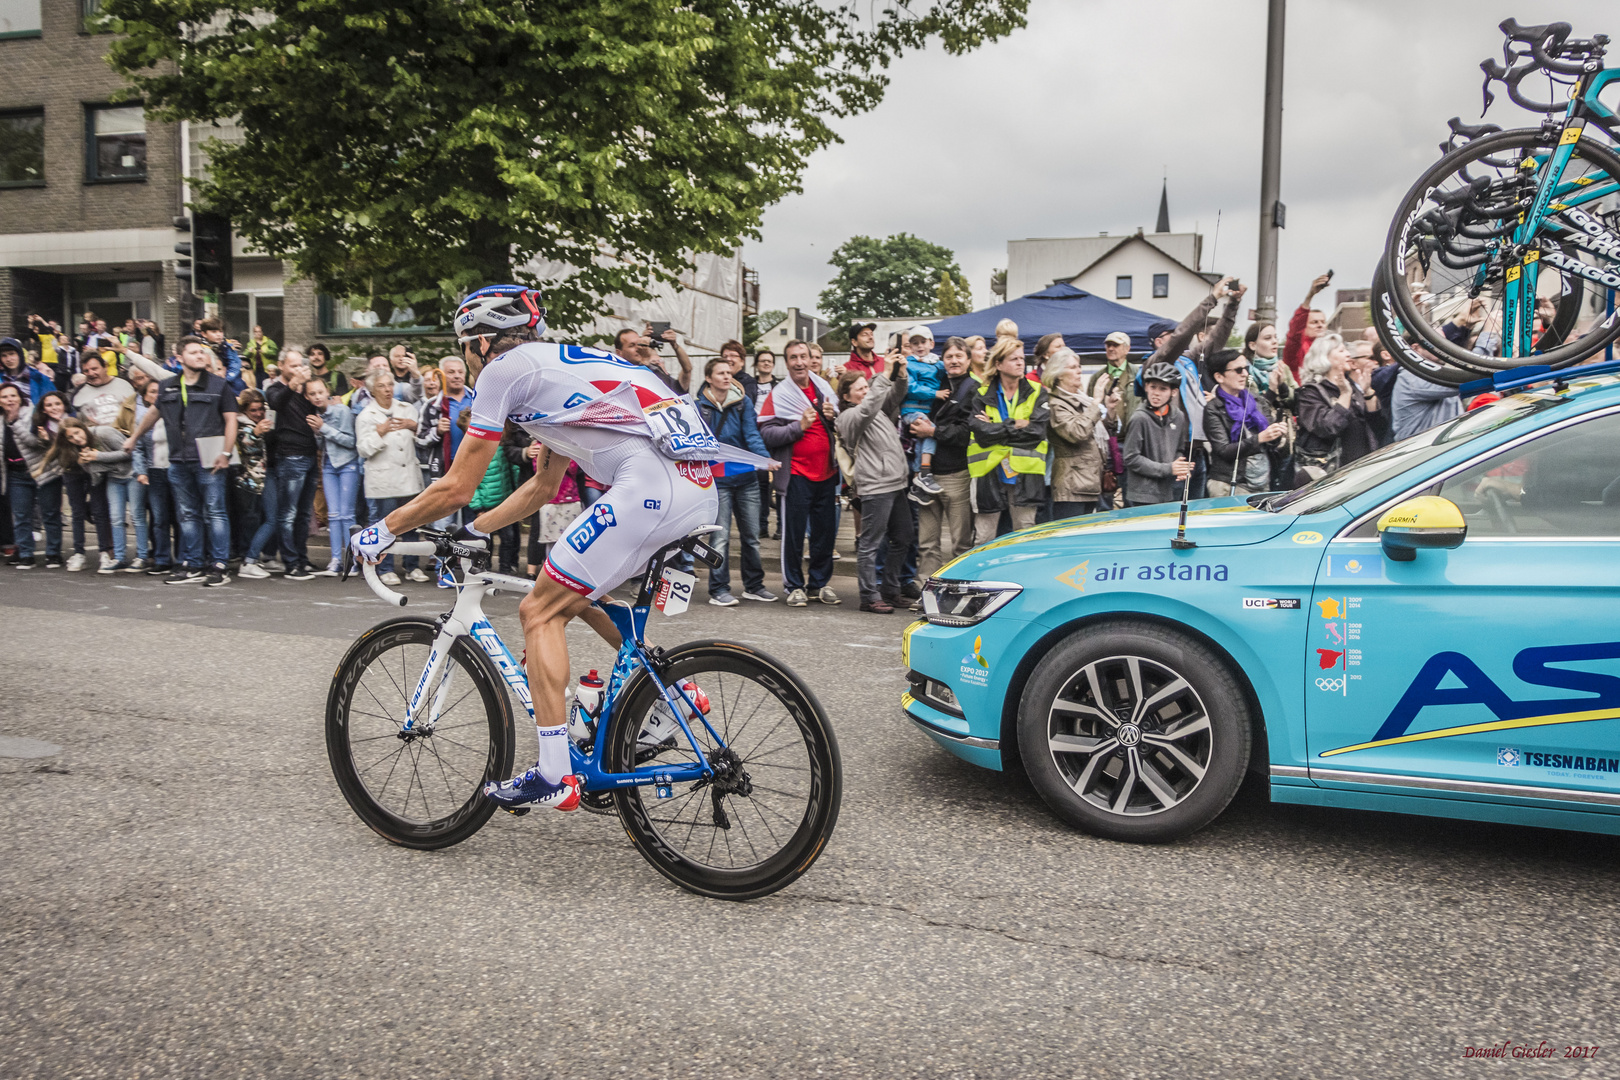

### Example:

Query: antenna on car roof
xmin=1171 ymin=407 xmax=1197 ymax=550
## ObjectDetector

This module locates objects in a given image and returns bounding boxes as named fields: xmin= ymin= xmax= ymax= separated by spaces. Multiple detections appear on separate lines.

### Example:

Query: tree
xmin=934 ymin=270 xmax=974 ymax=316
xmin=99 ymin=1 xmax=1028 ymax=333
xmin=818 ymin=233 xmax=964 ymax=325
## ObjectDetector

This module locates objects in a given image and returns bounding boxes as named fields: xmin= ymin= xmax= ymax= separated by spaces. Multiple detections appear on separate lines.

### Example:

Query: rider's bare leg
xmin=579 ymin=605 xmax=622 ymax=651
xmin=518 ymin=575 xmax=595 ymax=735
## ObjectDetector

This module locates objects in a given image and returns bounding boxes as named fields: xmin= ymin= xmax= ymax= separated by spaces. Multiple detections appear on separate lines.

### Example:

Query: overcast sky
xmin=743 ymin=0 xmax=1611 ymax=324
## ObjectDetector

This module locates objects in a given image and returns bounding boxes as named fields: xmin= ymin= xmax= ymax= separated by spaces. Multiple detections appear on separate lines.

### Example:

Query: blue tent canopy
xmin=925 ymin=283 xmax=1171 ymax=354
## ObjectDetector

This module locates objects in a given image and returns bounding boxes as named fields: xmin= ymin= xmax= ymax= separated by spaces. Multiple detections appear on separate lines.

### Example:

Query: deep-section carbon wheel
xmin=1381 ymin=128 xmax=1620 ymax=370
xmin=1370 ymin=261 xmax=1483 ymax=389
xmin=605 ymin=641 xmax=841 ymax=900
xmin=1018 ymin=621 xmax=1251 ymax=842
xmin=326 ymin=616 xmax=515 ymax=850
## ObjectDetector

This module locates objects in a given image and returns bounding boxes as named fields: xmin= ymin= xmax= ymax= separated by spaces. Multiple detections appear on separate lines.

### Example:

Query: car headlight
xmin=921 ymin=579 xmax=1022 ymax=626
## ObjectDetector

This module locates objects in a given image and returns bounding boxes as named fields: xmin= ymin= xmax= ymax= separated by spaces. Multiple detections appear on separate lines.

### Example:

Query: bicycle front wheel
xmin=1381 ymin=127 xmax=1620 ymax=370
xmin=326 ymin=616 xmax=515 ymax=849
xmin=606 ymin=642 xmax=841 ymax=900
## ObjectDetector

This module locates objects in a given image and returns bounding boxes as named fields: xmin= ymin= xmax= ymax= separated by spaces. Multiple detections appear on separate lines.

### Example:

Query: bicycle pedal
xmin=502 ymin=805 xmax=532 ymax=817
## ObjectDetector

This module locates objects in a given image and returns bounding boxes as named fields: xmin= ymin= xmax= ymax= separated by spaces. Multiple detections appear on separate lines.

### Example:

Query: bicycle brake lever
xmin=340 ymin=524 xmax=360 ymax=582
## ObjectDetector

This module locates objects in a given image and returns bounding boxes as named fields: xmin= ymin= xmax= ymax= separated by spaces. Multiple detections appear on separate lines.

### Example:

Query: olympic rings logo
xmin=1315 ymin=678 xmax=1345 ymax=692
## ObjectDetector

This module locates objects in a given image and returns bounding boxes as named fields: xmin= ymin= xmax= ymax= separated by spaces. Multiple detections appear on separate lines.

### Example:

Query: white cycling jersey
xmin=462 ymin=341 xmax=720 ymax=600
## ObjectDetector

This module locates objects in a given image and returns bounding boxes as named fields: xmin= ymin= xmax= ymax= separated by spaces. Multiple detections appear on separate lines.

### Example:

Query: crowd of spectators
xmin=2 ymin=289 xmax=1473 ymax=612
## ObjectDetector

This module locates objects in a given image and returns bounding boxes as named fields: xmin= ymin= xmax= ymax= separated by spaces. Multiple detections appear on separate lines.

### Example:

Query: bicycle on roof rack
xmin=1379 ymin=17 xmax=1620 ymax=380
xmin=324 ymin=527 xmax=841 ymax=901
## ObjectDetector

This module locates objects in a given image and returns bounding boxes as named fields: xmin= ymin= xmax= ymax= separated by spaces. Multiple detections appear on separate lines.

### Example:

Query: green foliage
xmin=989 ymin=268 xmax=1007 ymax=299
xmin=99 ymin=0 xmax=1028 ymax=333
xmin=934 ymin=270 xmax=974 ymax=316
xmin=818 ymin=233 xmax=963 ymax=325
xmin=745 ymin=308 xmax=787 ymax=346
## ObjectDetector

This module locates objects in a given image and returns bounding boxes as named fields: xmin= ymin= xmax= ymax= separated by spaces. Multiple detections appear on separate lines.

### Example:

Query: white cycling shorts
xmin=541 ymin=443 xmax=719 ymax=601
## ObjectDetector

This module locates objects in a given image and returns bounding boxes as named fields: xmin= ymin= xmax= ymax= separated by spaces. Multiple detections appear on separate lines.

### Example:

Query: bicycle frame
xmin=1507 ymin=67 xmax=1620 ymax=358
xmin=380 ymin=544 xmax=725 ymax=794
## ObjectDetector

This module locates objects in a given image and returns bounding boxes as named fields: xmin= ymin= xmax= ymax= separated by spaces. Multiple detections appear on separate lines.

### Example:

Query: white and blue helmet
xmin=453 ymin=284 xmax=546 ymax=344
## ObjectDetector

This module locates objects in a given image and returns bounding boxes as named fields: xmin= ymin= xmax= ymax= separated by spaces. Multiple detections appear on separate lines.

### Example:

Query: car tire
xmin=1018 ymin=620 xmax=1252 ymax=843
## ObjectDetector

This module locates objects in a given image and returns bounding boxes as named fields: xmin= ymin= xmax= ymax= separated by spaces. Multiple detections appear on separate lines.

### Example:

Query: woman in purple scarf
xmin=1201 ymin=349 xmax=1287 ymax=496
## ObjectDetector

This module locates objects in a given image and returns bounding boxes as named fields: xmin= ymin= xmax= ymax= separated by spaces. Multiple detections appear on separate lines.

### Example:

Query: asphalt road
xmin=3 ymin=565 xmax=1618 ymax=1079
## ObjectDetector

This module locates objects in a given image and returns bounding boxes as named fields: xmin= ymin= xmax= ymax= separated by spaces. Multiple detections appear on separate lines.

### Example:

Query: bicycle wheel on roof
xmin=1381 ymin=128 xmax=1620 ymax=372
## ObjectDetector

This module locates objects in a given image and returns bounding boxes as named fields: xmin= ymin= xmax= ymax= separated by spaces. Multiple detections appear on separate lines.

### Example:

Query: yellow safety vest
xmin=967 ymin=381 xmax=1048 ymax=479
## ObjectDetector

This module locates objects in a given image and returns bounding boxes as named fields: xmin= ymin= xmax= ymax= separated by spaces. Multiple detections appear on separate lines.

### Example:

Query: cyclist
xmin=351 ymin=285 xmax=760 ymax=811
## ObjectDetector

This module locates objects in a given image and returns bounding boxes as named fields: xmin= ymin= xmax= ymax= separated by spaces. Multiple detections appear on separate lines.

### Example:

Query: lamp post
xmin=1255 ymin=0 xmax=1286 ymax=327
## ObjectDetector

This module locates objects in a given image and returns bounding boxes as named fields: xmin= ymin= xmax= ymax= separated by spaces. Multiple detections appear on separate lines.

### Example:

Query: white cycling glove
xmin=350 ymin=521 xmax=396 ymax=564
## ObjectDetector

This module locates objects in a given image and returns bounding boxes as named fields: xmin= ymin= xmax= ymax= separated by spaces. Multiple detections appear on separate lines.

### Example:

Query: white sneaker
xmin=66 ymin=553 xmax=87 ymax=572
xmin=262 ymin=558 xmax=285 ymax=574
xmin=830 ymin=550 xmax=842 ymax=561
xmin=407 ymin=568 xmax=430 ymax=583
xmin=380 ymin=571 xmax=402 ymax=586
xmin=97 ymin=552 xmax=117 ymax=574
xmin=237 ymin=560 xmax=271 ymax=580
xmin=315 ymin=558 xmax=341 ymax=577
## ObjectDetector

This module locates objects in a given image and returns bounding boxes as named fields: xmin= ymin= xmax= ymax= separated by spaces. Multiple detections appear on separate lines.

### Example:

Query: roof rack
xmin=1458 ymin=358 xmax=1620 ymax=398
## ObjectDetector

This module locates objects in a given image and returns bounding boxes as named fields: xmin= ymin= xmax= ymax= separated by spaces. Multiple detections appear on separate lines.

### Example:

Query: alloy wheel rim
xmin=1046 ymin=654 xmax=1213 ymax=817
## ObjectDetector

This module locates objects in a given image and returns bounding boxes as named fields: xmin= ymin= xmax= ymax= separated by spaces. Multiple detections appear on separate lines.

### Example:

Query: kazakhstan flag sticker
xmin=1325 ymin=554 xmax=1383 ymax=579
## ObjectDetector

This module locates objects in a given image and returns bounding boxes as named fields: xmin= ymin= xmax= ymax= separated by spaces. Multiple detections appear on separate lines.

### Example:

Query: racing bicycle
xmin=1381 ymin=18 xmax=1620 ymax=375
xmin=324 ymin=528 xmax=841 ymax=900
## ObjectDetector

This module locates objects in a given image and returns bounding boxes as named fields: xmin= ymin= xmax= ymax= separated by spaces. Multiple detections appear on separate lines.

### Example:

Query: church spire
xmin=1155 ymin=178 xmax=1171 ymax=234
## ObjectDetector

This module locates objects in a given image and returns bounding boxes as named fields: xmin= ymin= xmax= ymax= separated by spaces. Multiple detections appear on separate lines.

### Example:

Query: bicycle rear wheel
xmin=1370 ymin=262 xmax=1486 ymax=389
xmin=1381 ymin=128 xmax=1620 ymax=370
xmin=606 ymin=641 xmax=841 ymax=900
xmin=326 ymin=616 xmax=515 ymax=849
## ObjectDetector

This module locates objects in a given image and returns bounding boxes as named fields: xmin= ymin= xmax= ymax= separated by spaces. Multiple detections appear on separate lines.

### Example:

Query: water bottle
xmin=568 ymin=670 xmax=605 ymax=745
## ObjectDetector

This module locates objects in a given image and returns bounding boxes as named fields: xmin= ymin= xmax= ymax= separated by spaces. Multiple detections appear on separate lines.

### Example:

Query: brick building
xmin=0 ymin=0 xmax=745 ymax=365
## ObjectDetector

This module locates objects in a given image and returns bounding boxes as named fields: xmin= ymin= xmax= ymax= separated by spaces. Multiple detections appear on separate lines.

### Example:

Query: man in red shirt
xmin=842 ymin=322 xmax=883 ymax=381
xmin=758 ymin=338 xmax=841 ymax=607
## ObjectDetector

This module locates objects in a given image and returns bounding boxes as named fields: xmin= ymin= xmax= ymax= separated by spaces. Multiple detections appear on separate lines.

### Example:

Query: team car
xmin=903 ymin=363 xmax=1620 ymax=842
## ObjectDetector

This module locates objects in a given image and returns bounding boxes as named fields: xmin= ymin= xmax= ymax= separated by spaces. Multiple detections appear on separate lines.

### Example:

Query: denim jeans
xmin=169 ymin=460 xmax=231 ymax=569
xmin=247 ymin=463 xmax=279 ymax=562
xmin=130 ymin=475 xmax=152 ymax=561
xmin=709 ymin=480 xmax=763 ymax=596
xmin=273 ymin=455 xmax=317 ymax=568
xmin=104 ymin=475 xmax=132 ymax=563
xmin=8 ymin=474 xmax=62 ymax=560
xmin=321 ymin=460 xmax=360 ymax=563
xmin=780 ymin=473 xmax=838 ymax=592
xmin=144 ymin=469 xmax=176 ymax=567
xmin=365 ymin=496 xmax=420 ymax=574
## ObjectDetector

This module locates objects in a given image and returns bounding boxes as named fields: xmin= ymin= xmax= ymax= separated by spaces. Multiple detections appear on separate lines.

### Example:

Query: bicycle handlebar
xmin=349 ymin=536 xmax=488 ymax=607
xmin=1499 ymin=18 xmax=1597 ymax=76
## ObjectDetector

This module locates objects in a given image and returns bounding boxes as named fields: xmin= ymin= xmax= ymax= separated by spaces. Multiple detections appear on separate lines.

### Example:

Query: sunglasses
xmin=1225 ymin=365 xmax=1250 ymax=375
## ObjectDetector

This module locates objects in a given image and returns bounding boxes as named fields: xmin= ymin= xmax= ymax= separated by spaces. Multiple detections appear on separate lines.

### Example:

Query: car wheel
xmin=1018 ymin=620 xmax=1252 ymax=843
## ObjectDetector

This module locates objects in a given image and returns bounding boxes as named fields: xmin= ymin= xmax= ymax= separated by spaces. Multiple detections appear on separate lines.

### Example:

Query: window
xmin=79 ymin=0 xmax=102 ymax=31
xmin=0 ymin=109 xmax=44 ymax=186
xmin=0 ymin=0 xmax=42 ymax=38
xmin=1431 ymin=411 xmax=1620 ymax=538
xmin=86 ymin=105 xmax=146 ymax=181
xmin=1153 ymin=273 xmax=1169 ymax=299
xmin=1115 ymin=275 xmax=1132 ymax=300
xmin=318 ymin=295 xmax=440 ymax=335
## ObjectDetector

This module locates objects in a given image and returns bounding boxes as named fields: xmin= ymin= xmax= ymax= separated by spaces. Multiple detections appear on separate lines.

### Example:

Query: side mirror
xmin=1377 ymin=496 xmax=1467 ymax=562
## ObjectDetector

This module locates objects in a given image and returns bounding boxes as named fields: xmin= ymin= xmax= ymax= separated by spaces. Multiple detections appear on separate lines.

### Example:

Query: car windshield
xmin=1259 ymin=387 xmax=1585 ymax=515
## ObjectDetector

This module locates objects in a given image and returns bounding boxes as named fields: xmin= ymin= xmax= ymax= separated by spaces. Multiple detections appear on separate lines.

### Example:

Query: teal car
xmin=903 ymin=365 xmax=1620 ymax=842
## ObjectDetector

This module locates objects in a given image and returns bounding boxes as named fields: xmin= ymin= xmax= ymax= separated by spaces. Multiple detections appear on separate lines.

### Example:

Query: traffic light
xmin=191 ymin=211 xmax=233 ymax=296
xmin=173 ymin=216 xmax=193 ymax=290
